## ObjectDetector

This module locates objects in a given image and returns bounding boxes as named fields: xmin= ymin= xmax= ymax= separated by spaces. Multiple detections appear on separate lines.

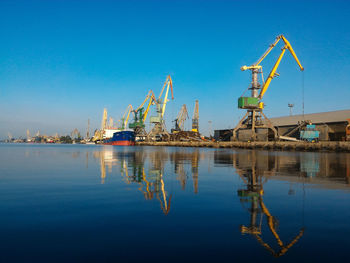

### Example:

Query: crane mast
xmin=233 ymin=34 xmax=304 ymax=141
xmin=149 ymin=75 xmax=174 ymax=141
xmin=173 ymin=104 xmax=189 ymax=132
xmin=192 ymin=100 xmax=199 ymax=133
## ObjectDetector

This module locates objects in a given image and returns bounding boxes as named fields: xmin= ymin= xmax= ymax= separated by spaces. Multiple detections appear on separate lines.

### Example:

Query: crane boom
xmin=135 ymin=90 xmax=156 ymax=112
xmin=242 ymin=35 xmax=304 ymax=71
xmin=174 ymin=104 xmax=189 ymax=131
xmin=161 ymin=75 xmax=174 ymax=118
xmin=143 ymin=92 xmax=157 ymax=122
xmin=258 ymin=36 xmax=304 ymax=99
xmin=240 ymin=34 xmax=304 ymax=103
xmin=121 ymin=104 xmax=133 ymax=130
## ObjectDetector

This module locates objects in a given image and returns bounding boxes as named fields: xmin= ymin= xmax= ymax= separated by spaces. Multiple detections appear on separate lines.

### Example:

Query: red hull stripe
xmin=103 ymin=141 xmax=135 ymax=146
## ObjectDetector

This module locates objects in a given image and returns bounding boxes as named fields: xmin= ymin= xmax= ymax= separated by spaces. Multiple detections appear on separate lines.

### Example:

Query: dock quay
xmin=136 ymin=141 xmax=350 ymax=152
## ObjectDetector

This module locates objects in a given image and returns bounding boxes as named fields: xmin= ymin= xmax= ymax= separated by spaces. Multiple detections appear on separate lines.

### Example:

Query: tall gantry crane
xmin=108 ymin=117 xmax=114 ymax=128
xmin=129 ymin=90 xmax=157 ymax=140
xmin=120 ymin=104 xmax=133 ymax=130
xmin=192 ymin=100 xmax=199 ymax=133
xmin=233 ymin=34 xmax=304 ymax=141
xmin=92 ymin=108 xmax=108 ymax=142
xmin=172 ymin=104 xmax=189 ymax=133
xmin=149 ymin=75 xmax=174 ymax=141
xmin=85 ymin=119 xmax=90 ymax=141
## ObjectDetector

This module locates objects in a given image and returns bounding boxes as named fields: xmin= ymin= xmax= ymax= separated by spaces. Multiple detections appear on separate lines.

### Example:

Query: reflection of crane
xmin=192 ymin=100 xmax=199 ymax=133
xmin=100 ymin=152 xmax=106 ymax=184
xmin=191 ymin=150 xmax=199 ymax=194
xmin=156 ymin=173 xmax=172 ymax=215
xmin=129 ymin=90 xmax=157 ymax=140
xmin=149 ymin=75 xmax=174 ymax=141
xmin=237 ymin=152 xmax=304 ymax=258
xmin=117 ymin=151 xmax=172 ymax=215
xmin=172 ymin=104 xmax=189 ymax=133
xmin=233 ymin=34 xmax=304 ymax=141
xmin=120 ymin=104 xmax=133 ymax=130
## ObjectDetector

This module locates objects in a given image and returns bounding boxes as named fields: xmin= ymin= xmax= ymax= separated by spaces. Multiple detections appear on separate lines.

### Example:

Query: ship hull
xmin=103 ymin=130 xmax=135 ymax=146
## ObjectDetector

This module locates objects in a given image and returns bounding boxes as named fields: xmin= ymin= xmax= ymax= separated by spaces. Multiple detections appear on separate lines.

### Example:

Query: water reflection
xmin=95 ymin=147 xmax=350 ymax=218
xmin=95 ymin=148 xmax=208 ymax=215
xmin=3 ymin=145 xmax=350 ymax=262
xmin=94 ymin=147 xmax=350 ymax=258
xmin=235 ymin=151 xmax=304 ymax=257
xmin=214 ymin=149 xmax=350 ymax=186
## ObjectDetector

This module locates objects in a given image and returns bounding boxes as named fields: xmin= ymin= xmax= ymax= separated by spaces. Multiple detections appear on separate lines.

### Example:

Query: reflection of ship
xmin=236 ymin=151 xmax=304 ymax=258
xmin=103 ymin=130 xmax=135 ymax=146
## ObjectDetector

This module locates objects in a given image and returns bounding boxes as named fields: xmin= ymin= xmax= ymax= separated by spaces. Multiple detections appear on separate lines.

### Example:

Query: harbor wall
xmin=136 ymin=141 xmax=350 ymax=152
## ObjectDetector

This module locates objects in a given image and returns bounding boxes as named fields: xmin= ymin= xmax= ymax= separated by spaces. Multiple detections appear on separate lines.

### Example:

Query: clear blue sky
xmin=1 ymin=0 xmax=349 ymax=138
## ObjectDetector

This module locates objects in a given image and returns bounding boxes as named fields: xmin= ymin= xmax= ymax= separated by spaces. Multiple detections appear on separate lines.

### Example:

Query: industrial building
xmin=270 ymin=109 xmax=350 ymax=141
xmin=214 ymin=109 xmax=350 ymax=141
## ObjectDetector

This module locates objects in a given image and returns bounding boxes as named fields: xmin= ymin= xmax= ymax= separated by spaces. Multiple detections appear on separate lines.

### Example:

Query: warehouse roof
xmin=269 ymin=109 xmax=350 ymax=126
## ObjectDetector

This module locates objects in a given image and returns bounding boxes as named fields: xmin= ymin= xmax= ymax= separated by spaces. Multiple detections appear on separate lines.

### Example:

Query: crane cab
xmin=238 ymin=97 xmax=264 ymax=109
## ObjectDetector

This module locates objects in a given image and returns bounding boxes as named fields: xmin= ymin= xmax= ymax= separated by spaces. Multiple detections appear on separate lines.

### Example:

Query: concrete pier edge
xmin=135 ymin=141 xmax=350 ymax=152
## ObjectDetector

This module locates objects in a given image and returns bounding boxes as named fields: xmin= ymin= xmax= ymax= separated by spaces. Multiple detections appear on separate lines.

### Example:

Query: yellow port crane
xmin=149 ymin=75 xmax=174 ymax=141
xmin=192 ymin=100 xmax=199 ymax=133
xmin=92 ymin=108 xmax=108 ymax=142
xmin=120 ymin=104 xmax=133 ymax=130
xmin=108 ymin=117 xmax=114 ymax=128
xmin=172 ymin=104 xmax=189 ymax=133
xmin=129 ymin=90 xmax=158 ymax=139
xmin=233 ymin=34 xmax=304 ymax=141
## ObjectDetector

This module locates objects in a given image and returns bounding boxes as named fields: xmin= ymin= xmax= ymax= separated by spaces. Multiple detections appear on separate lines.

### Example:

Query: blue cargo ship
xmin=103 ymin=130 xmax=135 ymax=146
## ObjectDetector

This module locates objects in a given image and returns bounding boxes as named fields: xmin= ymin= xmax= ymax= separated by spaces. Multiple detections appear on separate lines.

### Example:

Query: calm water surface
xmin=0 ymin=144 xmax=349 ymax=262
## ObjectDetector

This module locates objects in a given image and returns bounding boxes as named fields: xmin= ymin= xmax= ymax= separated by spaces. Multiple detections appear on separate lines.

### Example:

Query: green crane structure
xmin=129 ymin=90 xmax=157 ymax=140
